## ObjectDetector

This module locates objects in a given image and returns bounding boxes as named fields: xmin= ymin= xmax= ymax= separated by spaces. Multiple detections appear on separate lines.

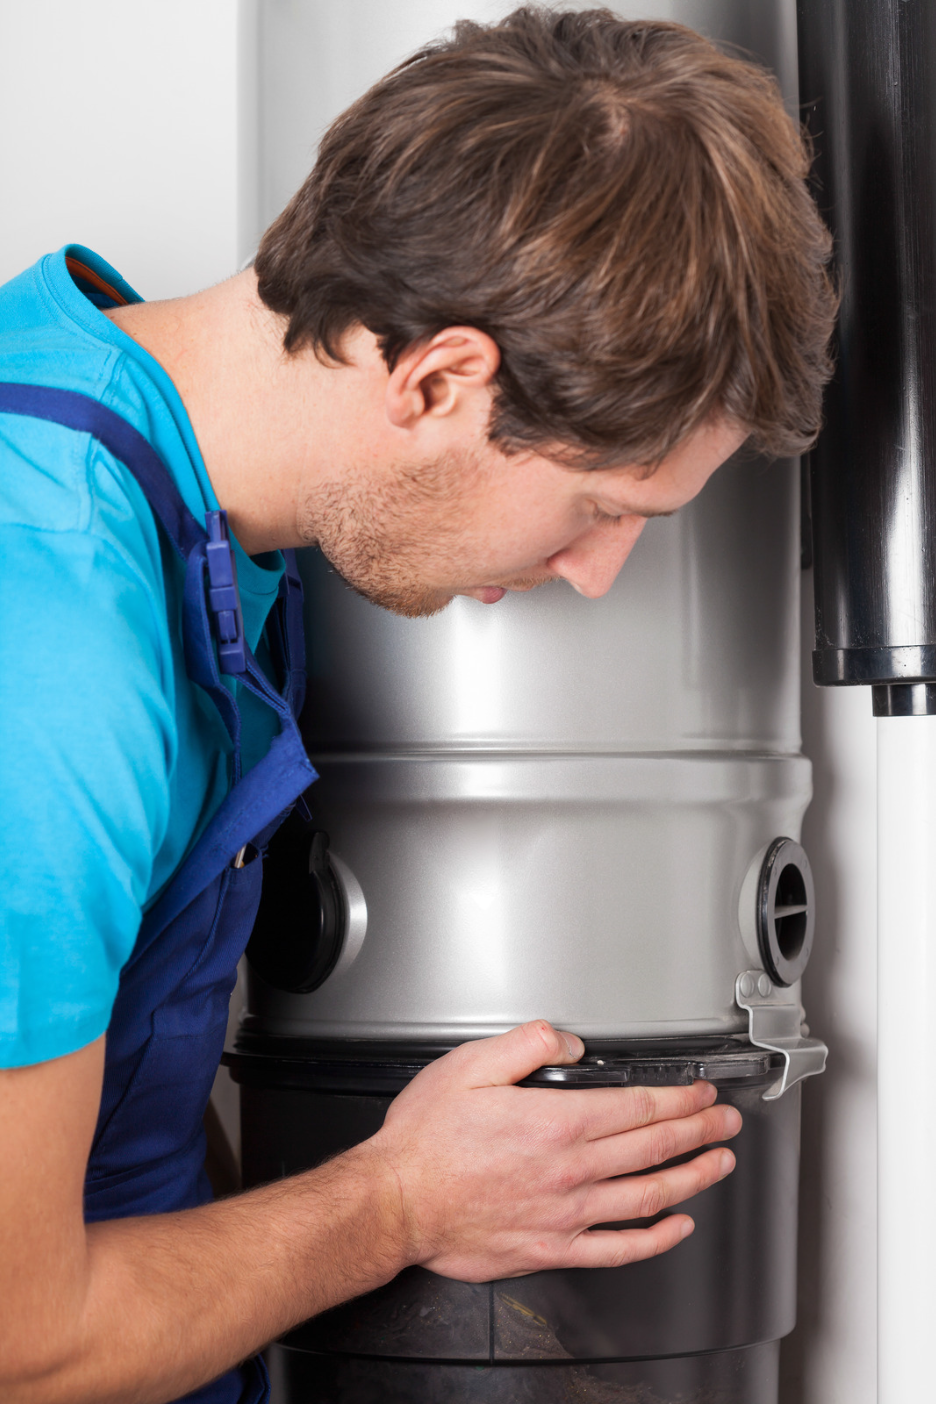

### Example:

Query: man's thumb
xmin=461 ymin=1020 xmax=585 ymax=1087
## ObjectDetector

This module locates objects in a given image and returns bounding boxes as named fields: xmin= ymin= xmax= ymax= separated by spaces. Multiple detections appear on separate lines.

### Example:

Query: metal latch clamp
xmin=735 ymin=971 xmax=828 ymax=1101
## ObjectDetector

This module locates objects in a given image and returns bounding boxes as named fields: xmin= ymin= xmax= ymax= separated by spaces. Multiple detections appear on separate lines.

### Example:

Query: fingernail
xmin=719 ymin=1151 xmax=736 ymax=1177
xmin=680 ymin=1219 xmax=694 ymax=1240
xmin=562 ymin=1033 xmax=584 ymax=1059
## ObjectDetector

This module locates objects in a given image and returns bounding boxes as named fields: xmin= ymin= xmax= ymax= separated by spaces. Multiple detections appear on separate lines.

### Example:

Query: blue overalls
xmin=0 ymin=382 xmax=317 ymax=1404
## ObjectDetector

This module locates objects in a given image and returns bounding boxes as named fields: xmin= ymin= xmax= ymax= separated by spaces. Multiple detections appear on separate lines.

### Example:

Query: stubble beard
xmin=297 ymin=448 xmax=487 ymax=619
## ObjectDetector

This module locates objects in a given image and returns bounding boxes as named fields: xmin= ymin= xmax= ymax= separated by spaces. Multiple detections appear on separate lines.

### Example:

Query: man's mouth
xmin=470 ymin=574 xmax=560 ymax=603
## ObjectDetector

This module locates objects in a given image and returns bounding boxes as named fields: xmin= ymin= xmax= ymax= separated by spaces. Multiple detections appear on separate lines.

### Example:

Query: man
xmin=0 ymin=9 xmax=835 ymax=1404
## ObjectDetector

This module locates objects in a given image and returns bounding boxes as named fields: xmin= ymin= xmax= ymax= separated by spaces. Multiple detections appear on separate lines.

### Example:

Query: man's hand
xmin=0 ymin=1022 xmax=739 ymax=1404
xmin=370 ymin=1020 xmax=740 ymax=1281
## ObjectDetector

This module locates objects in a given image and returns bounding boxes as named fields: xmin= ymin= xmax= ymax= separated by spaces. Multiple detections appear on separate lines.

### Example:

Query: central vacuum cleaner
xmin=227 ymin=443 xmax=826 ymax=1403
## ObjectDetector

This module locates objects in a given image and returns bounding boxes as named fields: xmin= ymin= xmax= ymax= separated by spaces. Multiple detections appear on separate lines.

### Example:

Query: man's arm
xmin=0 ymin=1022 xmax=739 ymax=1404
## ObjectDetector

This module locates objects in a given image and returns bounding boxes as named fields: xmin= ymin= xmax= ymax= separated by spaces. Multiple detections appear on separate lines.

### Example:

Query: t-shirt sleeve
xmin=0 ymin=496 xmax=175 ymax=1067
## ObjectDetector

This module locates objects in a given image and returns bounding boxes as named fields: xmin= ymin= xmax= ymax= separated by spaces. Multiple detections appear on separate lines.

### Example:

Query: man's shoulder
xmin=0 ymin=374 xmax=172 ymax=619
xmin=0 ymin=248 xmax=127 ymax=395
xmin=0 ymin=250 xmax=193 ymax=587
xmin=0 ymin=247 xmax=224 ymax=575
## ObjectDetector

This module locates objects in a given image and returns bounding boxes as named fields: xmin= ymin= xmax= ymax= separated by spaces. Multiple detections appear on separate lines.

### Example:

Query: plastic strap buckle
xmin=205 ymin=509 xmax=247 ymax=675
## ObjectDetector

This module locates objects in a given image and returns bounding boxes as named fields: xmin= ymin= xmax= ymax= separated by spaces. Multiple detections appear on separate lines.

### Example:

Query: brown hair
xmin=255 ymin=6 xmax=836 ymax=468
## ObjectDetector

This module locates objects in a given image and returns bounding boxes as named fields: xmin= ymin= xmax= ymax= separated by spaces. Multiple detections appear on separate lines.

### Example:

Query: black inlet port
xmin=246 ymin=812 xmax=346 ymax=993
xmin=756 ymin=838 xmax=815 ymax=987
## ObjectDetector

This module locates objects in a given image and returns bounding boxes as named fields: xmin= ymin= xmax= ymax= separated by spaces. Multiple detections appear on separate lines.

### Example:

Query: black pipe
xmin=797 ymin=0 xmax=936 ymax=714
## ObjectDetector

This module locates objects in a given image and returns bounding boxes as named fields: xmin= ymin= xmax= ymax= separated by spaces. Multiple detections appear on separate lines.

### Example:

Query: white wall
xmin=779 ymin=586 xmax=878 ymax=1403
xmin=0 ymin=0 xmax=253 ymax=295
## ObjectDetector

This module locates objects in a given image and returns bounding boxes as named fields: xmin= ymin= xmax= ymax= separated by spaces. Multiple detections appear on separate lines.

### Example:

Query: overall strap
xmin=0 ymin=382 xmax=251 ymax=749
xmin=0 ymin=383 xmax=206 ymax=557
xmin=140 ymin=548 xmax=316 ymax=946
xmin=138 ymin=727 xmax=313 ymax=942
xmin=266 ymin=549 xmax=307 ymax=719
xmin=0 ymin=384 xmax=306 ymax=709
xmin=0 ymin=382 xmax=317 ymax=883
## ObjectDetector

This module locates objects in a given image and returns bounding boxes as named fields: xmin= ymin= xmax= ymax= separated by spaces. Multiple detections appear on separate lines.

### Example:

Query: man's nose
xmin=547 ymin=517 xmax=647 ymax=598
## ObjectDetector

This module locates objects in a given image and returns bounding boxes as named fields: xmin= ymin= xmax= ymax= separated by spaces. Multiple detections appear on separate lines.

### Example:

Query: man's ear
xmin=385 ymin=327 xmax=500 ymax=428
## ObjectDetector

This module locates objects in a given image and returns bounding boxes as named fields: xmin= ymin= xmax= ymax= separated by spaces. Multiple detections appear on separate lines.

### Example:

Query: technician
xmin=0 ymin=10 xmax=835 ymax=1404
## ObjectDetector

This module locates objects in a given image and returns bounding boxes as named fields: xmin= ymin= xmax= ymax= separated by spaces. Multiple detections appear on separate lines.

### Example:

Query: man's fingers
xmin=584 ymin=1103 xmax=741 ymax=1181
xmin=564 ymin=1145 xmax=736 ymax=1269
xmin=565 ymin=1215 xmax=696 ymax=1270
xmin=438 ymin=1021 xmax=585 ymax=1088
xmin=567 ymin=1080 xmax=721 ymax=1141
xmin=583 ymin=1146 xmax=736 ymax=1228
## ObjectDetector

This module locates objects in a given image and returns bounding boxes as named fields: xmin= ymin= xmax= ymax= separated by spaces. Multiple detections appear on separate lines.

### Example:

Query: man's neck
xmin=106 ymin=271 xmax=343 ymax=555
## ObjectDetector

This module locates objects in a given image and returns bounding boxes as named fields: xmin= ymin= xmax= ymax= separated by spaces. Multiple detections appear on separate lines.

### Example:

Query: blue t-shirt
xmin=0 ymin=246 xmax=285 ymax=1068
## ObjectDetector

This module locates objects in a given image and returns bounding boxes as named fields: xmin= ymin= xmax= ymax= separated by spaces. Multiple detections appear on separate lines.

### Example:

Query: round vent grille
xmin=756 ymin=838 xmax=815 ymax=986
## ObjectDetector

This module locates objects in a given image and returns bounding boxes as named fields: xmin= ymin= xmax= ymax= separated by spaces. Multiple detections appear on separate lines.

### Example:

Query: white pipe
xmin=877 ymin=714 xmax=936 ymax=1401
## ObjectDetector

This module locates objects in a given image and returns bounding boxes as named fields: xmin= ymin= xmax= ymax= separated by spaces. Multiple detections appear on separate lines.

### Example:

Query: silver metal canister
xmin=245 ymin=455 xmax=814 ymax=1048
xmin=234 ymin=454 xmax=826 ymax=1404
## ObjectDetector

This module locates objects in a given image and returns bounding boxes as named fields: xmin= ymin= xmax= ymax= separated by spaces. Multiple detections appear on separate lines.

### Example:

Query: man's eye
xmin=591 ymin=505 xmax=624 ymax=524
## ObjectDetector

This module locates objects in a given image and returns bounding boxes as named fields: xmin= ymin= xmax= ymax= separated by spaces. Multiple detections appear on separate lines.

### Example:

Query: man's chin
xmin=342 ymin=574 xmax=455 ymax=619
xmin=384 ymin=593 xmax=455 ymax=619
xmin=326 ymin=561 xmax=555 ymax=619
xmin=373 ymin=575 xmax=556 ymax=614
